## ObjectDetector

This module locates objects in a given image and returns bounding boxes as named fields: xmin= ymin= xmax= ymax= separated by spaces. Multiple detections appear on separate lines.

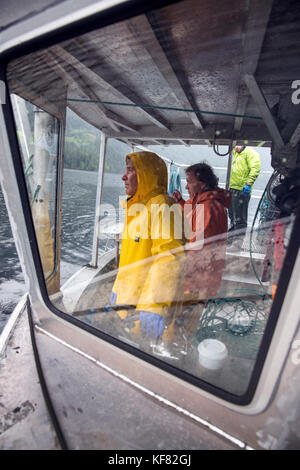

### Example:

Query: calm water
xmin=59 ymin=169 xmax=124 ymax=283
xmin=0 ymin=168 xmax=261 ymax=334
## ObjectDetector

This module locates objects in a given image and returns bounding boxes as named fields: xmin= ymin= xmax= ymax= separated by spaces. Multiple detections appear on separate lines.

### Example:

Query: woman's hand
xmin=172 ymin=190 xmax=182 ymax=202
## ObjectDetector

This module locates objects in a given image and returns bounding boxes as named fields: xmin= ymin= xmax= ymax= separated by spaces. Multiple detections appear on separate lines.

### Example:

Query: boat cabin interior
xmin=1 ymin=0 xmax=300 ymax=450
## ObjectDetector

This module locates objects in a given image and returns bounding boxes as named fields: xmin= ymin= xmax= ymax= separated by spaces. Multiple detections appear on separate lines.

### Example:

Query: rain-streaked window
xmin=7 ymin=0 xmax=300 ymax=400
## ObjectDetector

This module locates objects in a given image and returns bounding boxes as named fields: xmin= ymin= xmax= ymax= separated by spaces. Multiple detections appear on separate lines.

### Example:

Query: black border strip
xmin=1 ymin=0 xmax=300 ymax=407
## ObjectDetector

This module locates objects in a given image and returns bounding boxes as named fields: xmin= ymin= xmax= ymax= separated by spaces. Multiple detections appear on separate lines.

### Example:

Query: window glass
xmin=11 ymin=95 xmax=59 ymax=292
xmin=60 ymin=108 xmax=101 ymax=283
xmin=7 ymin=0 xmax=300 ymax=399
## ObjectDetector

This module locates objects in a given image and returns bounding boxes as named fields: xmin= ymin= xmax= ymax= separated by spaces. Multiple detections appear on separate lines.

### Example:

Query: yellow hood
xmin=126 ymin=151 xmax=168 ymax=203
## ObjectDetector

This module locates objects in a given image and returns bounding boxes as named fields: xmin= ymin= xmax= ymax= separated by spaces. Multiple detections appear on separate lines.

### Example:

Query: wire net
xmin=194 ymin=293 xmax=272 ymax=361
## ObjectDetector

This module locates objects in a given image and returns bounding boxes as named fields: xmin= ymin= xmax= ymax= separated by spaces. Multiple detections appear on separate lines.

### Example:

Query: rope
xmin=24 ymin=154 xmax=33 ymax=177
xmin=31 ymin=184 xmax=41 ymax=206
xmin=213 ymin=140 xmax=232 ymax=157
xmin=67 ymin=98 xmax=263 ymax=121
xmin=249 ymin=171 xmax=282 ymax=295
xmin=195 ymin=291 xmax=270 ymax=345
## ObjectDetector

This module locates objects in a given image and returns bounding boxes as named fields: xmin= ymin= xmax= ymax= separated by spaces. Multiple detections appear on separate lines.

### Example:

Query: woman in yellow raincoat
xmin=112 ymin=151 xmax=185 ymax=340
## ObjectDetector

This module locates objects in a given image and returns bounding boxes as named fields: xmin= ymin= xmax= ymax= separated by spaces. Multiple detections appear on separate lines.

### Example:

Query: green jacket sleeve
xmin=246 ymin=148 xmax=261 ymax=186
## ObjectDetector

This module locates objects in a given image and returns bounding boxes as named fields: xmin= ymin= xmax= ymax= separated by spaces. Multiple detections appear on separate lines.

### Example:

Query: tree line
xmin=64 ymin=109 xmax=128 ymax=174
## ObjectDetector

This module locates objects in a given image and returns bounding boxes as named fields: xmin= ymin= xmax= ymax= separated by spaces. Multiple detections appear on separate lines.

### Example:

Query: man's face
xmin=185 ymin=171 xmax=206 ymax=198
xmin=122 ymin=158 xmax=138 ymax=196
xmin=235 ymin=145 xmax=243 ymax=153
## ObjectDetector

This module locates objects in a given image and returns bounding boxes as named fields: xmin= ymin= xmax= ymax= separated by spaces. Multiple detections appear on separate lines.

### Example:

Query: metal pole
xmin=32 ymin=107 xmax=60 ymax=293
xmin=91 ymin=133 xmax=107 ymax=268
xmin=225 ymin=142 xmax=234 ymax=190
xmin=51 ymin=110 xmax=66 ymax=289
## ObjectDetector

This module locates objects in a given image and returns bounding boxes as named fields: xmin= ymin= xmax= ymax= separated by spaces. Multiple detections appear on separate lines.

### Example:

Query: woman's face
xmin=185 ymin=171 xmax=206 ymax=197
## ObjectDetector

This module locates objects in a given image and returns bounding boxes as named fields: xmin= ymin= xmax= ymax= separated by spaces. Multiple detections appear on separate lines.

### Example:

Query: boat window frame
xmin=1 ymin=0 xmax=300 ymax=407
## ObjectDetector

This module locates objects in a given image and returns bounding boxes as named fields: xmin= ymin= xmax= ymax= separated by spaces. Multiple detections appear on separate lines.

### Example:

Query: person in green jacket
xmin=228 ymin=145 xmax=261 ymax=249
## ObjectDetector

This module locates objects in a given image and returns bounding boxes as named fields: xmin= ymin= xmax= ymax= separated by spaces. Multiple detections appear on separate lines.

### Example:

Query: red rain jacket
xmin=179 ymin=188 xmax=232 ymax=299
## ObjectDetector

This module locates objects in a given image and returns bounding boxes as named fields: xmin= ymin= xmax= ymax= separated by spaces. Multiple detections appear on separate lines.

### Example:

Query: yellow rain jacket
xmin=112 ymin=152 xmax=185 ymax=319
xmin=229 ymin=146 xmax=261 ymax=190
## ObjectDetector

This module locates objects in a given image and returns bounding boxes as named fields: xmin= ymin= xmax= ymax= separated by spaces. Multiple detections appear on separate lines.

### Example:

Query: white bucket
xmin=197 ymin=339 xmax=228 ymax=370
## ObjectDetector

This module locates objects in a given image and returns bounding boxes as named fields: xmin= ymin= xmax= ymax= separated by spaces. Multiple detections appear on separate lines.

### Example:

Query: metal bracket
xmin=90 ymin=133 xmax=107 ymax=268
xmin=244 ymin=74 xmax=285 ymax=148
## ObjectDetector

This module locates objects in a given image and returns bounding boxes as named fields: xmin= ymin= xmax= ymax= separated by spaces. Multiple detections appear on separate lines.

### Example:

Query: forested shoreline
xmin=64 ymin=108 xmax=128 ymax=173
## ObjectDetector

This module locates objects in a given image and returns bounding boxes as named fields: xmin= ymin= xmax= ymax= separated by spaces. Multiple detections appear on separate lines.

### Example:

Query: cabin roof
xmin=3 ymin=0 xmax=300 ymax=148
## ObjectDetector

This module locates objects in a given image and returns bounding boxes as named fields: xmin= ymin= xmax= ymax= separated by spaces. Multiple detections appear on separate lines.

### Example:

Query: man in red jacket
xmin=173 ymin=163 xmax=231 ymax=334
